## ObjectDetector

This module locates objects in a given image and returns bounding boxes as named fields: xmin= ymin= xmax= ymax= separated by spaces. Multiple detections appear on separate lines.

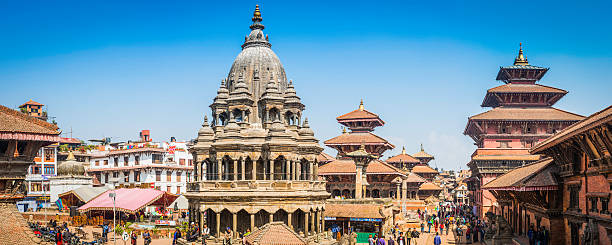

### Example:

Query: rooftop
xmin=318 ymin=159 xmax=403 ymax=176
xmin=325 ymin=203 xmax=384 ymax=219
xmin=411 ymin=164 xmax=438 ymax=174
xmin=18 ymin=99 xmax=43 ymax=108
xmin=0 ymin=104 xmax=59 ymax=136
xmin=324 ymin=131 xmax=393 ymax=146
xmin=244 ymin=221 xmax=307 ymax=245
xmin=532 ymin=105 xmax=612 ymax=153
xmin=482 ymin=157 xmax=557 ymax=191
xmin=467 ymin=107 xmax=584 ymax=121
xmin=386 ymin=147 xmax=420 ymax=163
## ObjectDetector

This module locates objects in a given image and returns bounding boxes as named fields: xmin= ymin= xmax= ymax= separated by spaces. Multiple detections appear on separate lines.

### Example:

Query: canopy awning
xmin=78 ymin=188 xmax=178 ymax=214
xmin=58 ymin=186 xmax=110 ymax=203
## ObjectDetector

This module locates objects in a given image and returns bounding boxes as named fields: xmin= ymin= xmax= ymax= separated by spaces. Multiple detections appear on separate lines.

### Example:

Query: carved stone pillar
xmin=216 ymin=212 xmax=221 ymax=236
xmin=285 ymin=160 xmax=290 ymax=180
xmin=233 ymin=158 xmax=238 ymax=181
xmin=252 ymin=159 xmax=257 ymax=180
xmin=355 ymin=166 xmax=363 ymax=199
xmin=288 ymin=212 xmax=293 ymax=228
xmin=402 ymin=180 xmax=408 ymax=202
xmin=309 ymin=161 xmax=314 ymax=180
xmin=240 ymin=158 xmax=245 ymax=180
xmin=304 ymin=212 xmax=309 ymax=237
xmin=269 ymin=213 xmax=274 ymax=223
xmin=396 ymin=183 xmax=401 ymax=200
xmin=250 ymin=213 xmax=255 ymax=231
xmin=232 ymin=212 xmax=238 ymax=238
xmin=321 ymin=209 xmax=326 ymax=233
xmin=217 ymin=159 xmax=222 ymax=180
xmin=270 ymin=159 xmax=275 ymax=180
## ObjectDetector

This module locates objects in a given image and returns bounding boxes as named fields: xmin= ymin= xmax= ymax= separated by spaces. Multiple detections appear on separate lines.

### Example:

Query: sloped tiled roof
xmin=244 ymin=222 xmax=307 ymax=245
xmin=0 ymin=204 xmax=39 ymax=245
xmin=19 ymin=99 xmax=43 ymax=107
xmin=486 ymin=83 xmax=567 ymax=94
xmin=419 ymin=182 xmax=443 ymax=191
xmin=0 ymin=105 xmax=59 ymax=135
xmin=337 ymin=108 xmax=381 ymax=121
xmin=413 ymin=150 xmax=433 ymax=159
xmin=317 ymin=152 xmax=336 ymax=163
xmin=387 ymin=153 xmax=420 ymax=163
xmin=324 ymin=132 xmax=393 ymax=146
xmin=404 ymin=172 xmax=427 ymax=183
xmin=468 ymin=107 xmax=584 ymax=121
xmin=411 ymin=165 xmax=438 ymax=174
xmin=532 ymin=105 xmax=612 ymax=153
xmin=326 ymin=203 xmax=384 ymax=219
xmin=482 ymin=158 xmax=557 ymax=191
xmin=318 ymin=159 xmax=403 ymax=175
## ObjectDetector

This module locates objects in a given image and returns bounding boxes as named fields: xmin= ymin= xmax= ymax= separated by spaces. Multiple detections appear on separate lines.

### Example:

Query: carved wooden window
xmin=124 ymin=156 xmax=129 ymax=166
xmin=600 ymin=197 xmax=610 ymax=215
xmin=114 ymin=157 xmax=119 ymax=167
xmin=156 ymin=171 xmax=161 ymax=181
xmin=568 ymin=186 xmax=580 ymax=211
xmin=590 ymin=197 xmax=599 ymax=212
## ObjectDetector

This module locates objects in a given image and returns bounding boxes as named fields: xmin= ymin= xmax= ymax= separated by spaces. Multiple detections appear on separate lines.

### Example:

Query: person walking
xmin=143 ymin=231 xmax=151 ymax=245
xmin=369 ymin=234 xmax=375 ymax=245
xmin=173 ymin=228 xmax=182 ymax=245
xmin=434 ymin=232 xmax=442 ymax=245
xmin=421 ymin=223 xmax=425 ymax=233
xmin=388 ymin=234 xmax=395 ymax=245
xmin=130 ymin=232 xmax=137 ymax=245
xmin=397 ymin=232 xmax=407 ymax=245
xmin=377 ymin=235 xmax=387 ymax=245
xmin=456 ymin=226 xmax=463 ymax=244
xmin=405 ymin=230 xmax=412 ymax=245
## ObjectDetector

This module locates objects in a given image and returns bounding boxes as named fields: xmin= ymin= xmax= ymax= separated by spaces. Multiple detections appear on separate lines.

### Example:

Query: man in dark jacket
xmin=396 ymin=232 xmax=406 ymax=245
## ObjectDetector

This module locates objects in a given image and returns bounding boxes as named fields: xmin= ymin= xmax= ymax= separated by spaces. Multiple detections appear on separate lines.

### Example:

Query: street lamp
xmin=109 ymin=191 xmax=116 ymax=245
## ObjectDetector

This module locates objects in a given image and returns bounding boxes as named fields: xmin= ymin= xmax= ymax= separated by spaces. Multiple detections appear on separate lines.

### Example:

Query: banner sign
xmin=155 ymin=220 xmax=177 ymax=226
xmin=349 ymin=218 xmax=382 ymax=222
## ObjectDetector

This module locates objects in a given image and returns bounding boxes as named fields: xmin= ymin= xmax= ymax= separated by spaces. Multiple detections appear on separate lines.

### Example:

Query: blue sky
xmin=1 ymin=0 xmax=611 ymax=171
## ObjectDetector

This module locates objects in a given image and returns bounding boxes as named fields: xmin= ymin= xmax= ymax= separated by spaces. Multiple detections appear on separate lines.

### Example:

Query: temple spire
xmin=401 ymin=146 xmax=406 ymax=155
xmin=250 ymin=5 xmax=264 ymax=30
xmin=514 ymin=42 xmax=529 ymax=66
xmin=420 ymin=143 xmax=424 ymax=151
xmin=359 ymin=99 xmax=364 ymax=111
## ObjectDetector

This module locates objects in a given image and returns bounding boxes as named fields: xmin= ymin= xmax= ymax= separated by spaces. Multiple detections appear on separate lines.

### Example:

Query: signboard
xmin=122 ymin=232 xmax=129 ymax=241
xmin=155 ymin=220 xmax=177 ymax=226
xmin=324 ymin=217 xmax=336 ymax=221
xmin=349 ymin=218 xmax=382 ymax=222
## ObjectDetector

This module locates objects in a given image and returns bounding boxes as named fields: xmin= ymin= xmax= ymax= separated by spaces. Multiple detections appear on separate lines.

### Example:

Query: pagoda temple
xmin=185 ymin=6 xmax=329 ymax=241
xmin=464 ymin=44 xmax=585 ymax=218
xmin=386 ymin=145 xmax=442 ymax=200
xmin=320 ymin=100 xmax=403 ymax=199
xmin=318 ymin=101 xmax=404 ymax=236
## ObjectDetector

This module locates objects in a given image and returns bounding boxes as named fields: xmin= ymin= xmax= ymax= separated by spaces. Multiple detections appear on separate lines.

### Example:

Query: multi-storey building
xmin=483 ymin=105 xmax=612 ymax=245
xmin=186 ymin=6 xmax=329 ymax=242
xmin=25 ymin=144 xmax=57 ymax=202
xmin=464 ymin=44 xmax=585 ymax=218
xmin=87 ymin=135 xmax=193 ymax=195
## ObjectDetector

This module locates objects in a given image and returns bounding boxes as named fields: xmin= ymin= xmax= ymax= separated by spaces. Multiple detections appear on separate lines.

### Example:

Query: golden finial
xmin=514 ymin=42 xmax=529 ymax=66
xmin=401 ymin=146 xmax=406 ymax=155
xmin=420 ymin=143 xmax=424 ymax=151
xmin=252 ymin=5 xmax=262 ymax=22
xmin=358 ymin=99 xmax=364 ymax=111
xmin=342 ymin=127 xmax=347 ymax=134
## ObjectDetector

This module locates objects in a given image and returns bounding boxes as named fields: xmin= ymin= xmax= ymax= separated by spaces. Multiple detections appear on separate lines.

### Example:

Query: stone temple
xmin=185 ymin=5 xmax=329 ymax=241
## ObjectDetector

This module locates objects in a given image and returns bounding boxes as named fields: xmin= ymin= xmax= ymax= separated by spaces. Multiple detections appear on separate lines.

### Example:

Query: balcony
xmin=187 ymin=180 xmax=326 ymax=192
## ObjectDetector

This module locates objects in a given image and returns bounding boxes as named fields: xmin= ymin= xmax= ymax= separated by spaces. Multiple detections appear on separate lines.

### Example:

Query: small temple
xmin=464 ymin=43 xmax=585 ymax=218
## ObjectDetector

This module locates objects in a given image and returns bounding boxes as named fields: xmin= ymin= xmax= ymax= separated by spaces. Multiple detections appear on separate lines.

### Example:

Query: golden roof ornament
xmin=513 ymin=42 xmax=529 ymax=66
xmin=252 ymin=5 xmax=262 ymax=22
xmin=66 ymin=151 xmax=76 ymax=161
xmin=402 ymin=146 xmax=406 ymax=155
xmin=359 ymin=99 xmax=364 ymax=111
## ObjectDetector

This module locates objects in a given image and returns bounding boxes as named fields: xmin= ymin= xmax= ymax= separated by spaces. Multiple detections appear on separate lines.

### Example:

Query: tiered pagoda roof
xmin=318 ymin=159 xmax=403 ymax=176
xmin=386 ymin=147 xmax=420 ymax=164
xmin=324 ymin=101 xmax=394 ymax=159
xmin=412 ymin=144 xmax=434 ymax=164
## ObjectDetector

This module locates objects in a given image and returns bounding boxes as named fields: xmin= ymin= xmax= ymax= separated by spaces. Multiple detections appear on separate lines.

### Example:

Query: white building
xmin=25 ymin=144 xmax=58 ymax=202
xmin=87 ymin=140 xmax=193 ymax=195
xmin=454 ymin=183 xmax=469 ymax=205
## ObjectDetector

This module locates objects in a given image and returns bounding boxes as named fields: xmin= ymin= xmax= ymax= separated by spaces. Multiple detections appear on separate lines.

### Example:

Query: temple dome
xmin=57 ymin=152 xmax=86 ymax=176
xmin=226 ymin=6 xmax=288 ymax=101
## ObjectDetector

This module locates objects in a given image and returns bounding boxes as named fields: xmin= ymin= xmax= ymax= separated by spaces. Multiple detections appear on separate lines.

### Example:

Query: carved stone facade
xmin=185 ymin=5 xmax=329 ymax=241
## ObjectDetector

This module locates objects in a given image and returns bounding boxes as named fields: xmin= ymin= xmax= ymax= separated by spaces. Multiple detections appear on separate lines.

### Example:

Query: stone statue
xmin=492 ymin=215 xmax=513 ymax=245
